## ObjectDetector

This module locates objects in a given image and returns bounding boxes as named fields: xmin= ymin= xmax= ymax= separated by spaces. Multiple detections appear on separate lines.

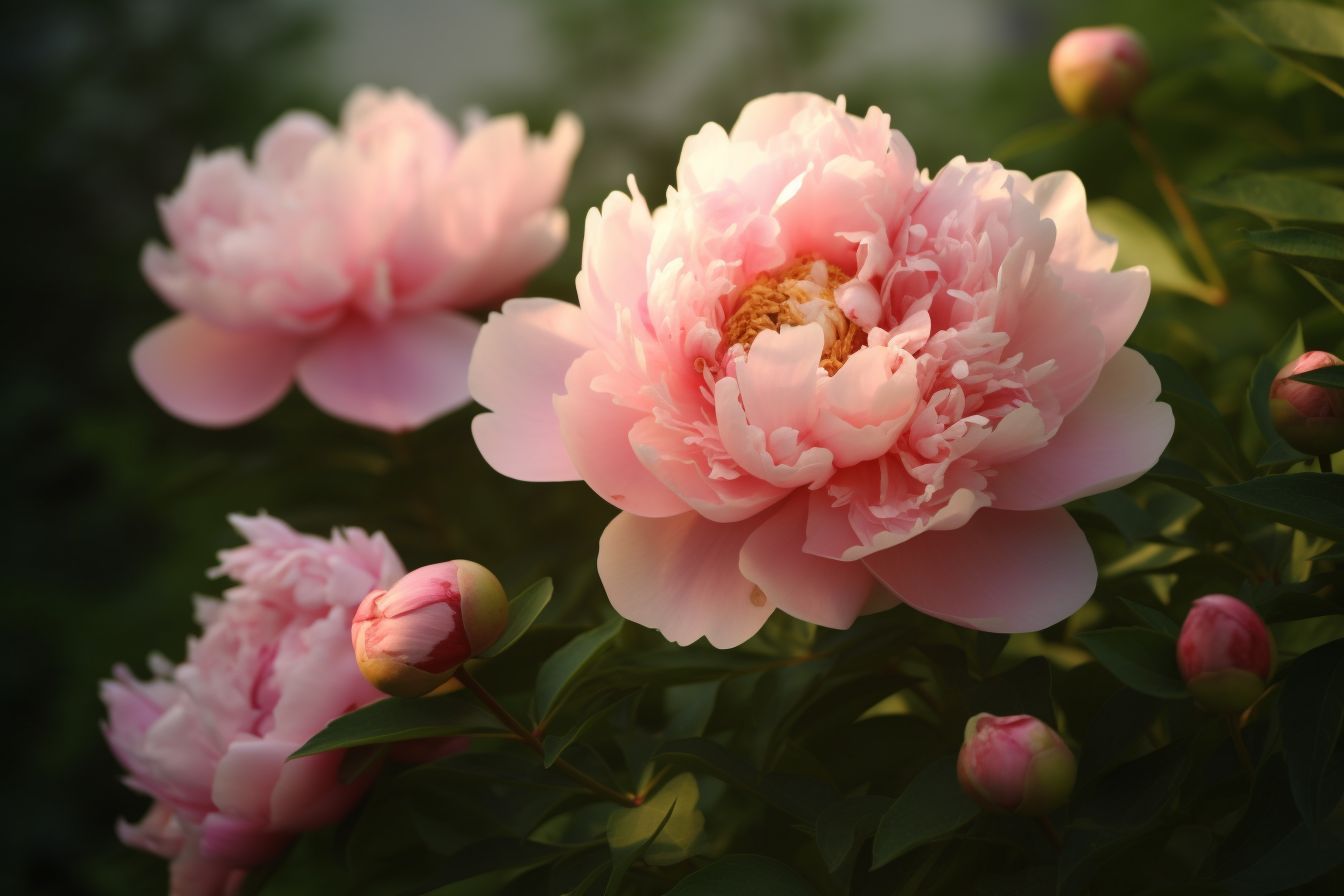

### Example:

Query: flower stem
xmin=1124 ymin=112 xmax=1227 ymax=306
xmin=1037 ymin=816 xmax=1062 ymax=851
xmin=453 ymin=667 xmax=639 ymax=806
xmin=1227 ymin=714 xmax=1254 ymax=776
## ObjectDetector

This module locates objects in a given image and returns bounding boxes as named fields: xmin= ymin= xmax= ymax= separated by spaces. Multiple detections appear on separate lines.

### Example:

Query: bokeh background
xmin=7 ymin=0 xmax=1338 ymax=892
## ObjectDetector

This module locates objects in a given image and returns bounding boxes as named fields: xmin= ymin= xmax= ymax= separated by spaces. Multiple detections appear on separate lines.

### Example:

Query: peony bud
xmin=1177 ymin=594 xmax=1275 ymax=714
xmin=957 ymin=713 xmax=1077 ymax=816
xmin=1270 ymin=350 xmax=1344 ymax=457
xmin=1049 ymin=26 xmax=1149 ymax=118
xmin=352 ymin=561 xmax=508 ymax=697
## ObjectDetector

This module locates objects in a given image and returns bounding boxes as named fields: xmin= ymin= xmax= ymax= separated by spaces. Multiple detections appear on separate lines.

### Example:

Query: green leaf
xmin=1074 ymin=627 xmax=1187 ymax=699
xmin=606 ymin=772 xmax=703 ymax=885
xmin=990 ymin=118 xmax=1086 ymax=162
xmin=542 ymin=690 xmax=640 ymax=767
xmin=814 ymin=794 xmax=891 ymax=872
xmin=1245 ymin=322 xmax=1311 ymax=466
xmin=1141 ymin=350 xmax=1250 ymax=479
xmin=1194 ymin=172 xmax=1344 ymax=225
xmin=870 ymin=755 xmax=979 ymax=870
xmin=1089 ymin=198 xmax=1221 ymax=303
xmin=1247 ymin=228 xmax=1344 ymax=283
xmin=533 ymin=616 xmax=623 ymax=721
xmin=1279 ymin=638 xmax=1344 ymax=827
xmin=654 ymin=738 xmax=833 ymax=821
xmin=1213 ymin=473 xmax=1344 ymax=539
xmin=663 ymin=855 xmax=819 ymax=896
xmin=290 ymin=693 xmax=503 ymax=758
xmin=1291 ymin=365 xmax=1344 ymax=389
xmin=1219 ymin=0 xmax=1344 ymax=97
xmin=1119 ymin=598 xmax=1181 ymax=637
xmin=479 ymin=578 xmax=553 ymax=658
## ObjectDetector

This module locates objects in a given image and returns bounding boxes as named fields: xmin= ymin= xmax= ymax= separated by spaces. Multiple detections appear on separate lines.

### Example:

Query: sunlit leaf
xmin=1194 ymin=171 xmax=1344 ymax=225
xmin=1089 ymin=198 xmax=1221 ymax=304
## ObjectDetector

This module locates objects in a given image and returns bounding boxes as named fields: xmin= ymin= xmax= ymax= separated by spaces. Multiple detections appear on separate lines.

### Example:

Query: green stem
xmin=1037 ymin=816 xmax=1063 ymax=851
xmin=453 ymin=667 xmax=639 ymax=806
xmin=1125 ymin=112 xmax=1227 ymax=306
xmin=1227 ymin=714 xmax=1254 ymax=776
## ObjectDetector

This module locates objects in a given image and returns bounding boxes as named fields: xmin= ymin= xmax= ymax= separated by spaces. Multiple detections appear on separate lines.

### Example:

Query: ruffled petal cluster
xmin=471 ymin=93 xmax=1172 ymax=646
xmin=134 ymin=88 xmax=581 ymax=431
xmin=101 ymin=515 xmax=405 ymax=894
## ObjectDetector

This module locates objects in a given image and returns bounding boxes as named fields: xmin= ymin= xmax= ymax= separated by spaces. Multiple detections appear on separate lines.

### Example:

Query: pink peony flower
xmin=133 ymin=87 xmax=582 ymax=431
xmin=352 ymin=560 xmax=510 ymax=697
xmin=101 ymin=514 xmax=405 ymax=894
xmin=470 ymin=93 xmax=1172 ymax=647
xmin=957 ymin=713 xmax=1076 ymax=815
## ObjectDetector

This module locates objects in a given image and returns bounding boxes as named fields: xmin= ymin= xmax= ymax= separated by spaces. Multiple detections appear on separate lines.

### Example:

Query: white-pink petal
xmin=991 ymin=347 xmax=1173 ymax=511
xmin=470 ymin=298 xmax=591 ymax=482
xmin=739 ymin=493 xmax=875 ymax=630
xmin=131 ymin=315 xmax=304 ymax=427
xmin=598 ymin=511 xmax=772 ymax=648
xmin=295 ymin=310 xmax=479 ymax=432
xmin=556 ymin=351 xmax=689 ymax=517
xmin=864 ymin=507 xmax=1097 ymax=632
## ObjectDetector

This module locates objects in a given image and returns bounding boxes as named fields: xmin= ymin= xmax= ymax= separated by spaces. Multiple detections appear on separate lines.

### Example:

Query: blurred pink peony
xmin=471 ymin=93 xmax=1172 ymax=647
xmin=133 ymin=87 xmax=582 ymax=431
xmin=1049 ymin=26 xmax=1149 ymax=119
xmin=101 ymin=514 xmax=405 ymax=894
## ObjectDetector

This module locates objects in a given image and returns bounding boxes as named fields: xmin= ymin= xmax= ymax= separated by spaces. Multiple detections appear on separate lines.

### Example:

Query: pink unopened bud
xmin=1270 ymin=350 xmax=1344 ymax=457
xmin=1049 ymin=26 xmax=1149 ymax=118
xmin=352 ymin=561 xmax=508 ymax=697
xmin=956 ymin=714 xmax=1077 ymax=816
xmin=1177 ymin=595 xmax=1275 ymax=714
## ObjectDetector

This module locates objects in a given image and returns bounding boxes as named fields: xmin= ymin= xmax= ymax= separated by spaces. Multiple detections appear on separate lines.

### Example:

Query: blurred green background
xmin=6 ymin=0 xmax=1338 ymax=892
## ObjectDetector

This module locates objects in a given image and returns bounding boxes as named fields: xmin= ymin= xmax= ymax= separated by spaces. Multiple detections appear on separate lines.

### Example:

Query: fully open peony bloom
xmin=101 ymin=515 xmax=404 ymax=894
xmin=133 ymin=87 xmax=581 ymax=431
xmin=470 ymin=93 xmax=1172 ymax=647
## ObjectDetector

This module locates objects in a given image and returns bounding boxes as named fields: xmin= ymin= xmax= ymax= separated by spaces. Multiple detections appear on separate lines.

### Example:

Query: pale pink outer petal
xmin=991 ymin=347 xmax=1173 ymax=511
xmin=598 ymin=511 xmax=772 ymax=648
xmin=269 ymin=748 xmax=369 ymax=830
xmin=1028 ymin=171 xmax=1150 ymax=360
xmin=132 ymin=315 xmax=304 ymax=427
xmin=730 ymin=92 xmax=836 ymax=142
xmin=864 ymin=507 xmax=1097 ymax=632
xmin=295 ymin=311 xmax=480 ymax=432
xmin=469 ymin=298 xmax=591 ymax=481
xmin=198 ymin=812 xmax=286 ymax=866
xmin=557 ymin=351 xmax=689 ymax=518
xmin=210 ymin=738 xmax=285 ymax=822
xmin=739 ymin=493 xmax=875 ymax=630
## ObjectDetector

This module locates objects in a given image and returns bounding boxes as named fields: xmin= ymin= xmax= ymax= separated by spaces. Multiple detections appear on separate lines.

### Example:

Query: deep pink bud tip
xmin=1177 ymin=594 xmax=1275 ymax=714
xmin=956 ymin=713 xmax=1076 ymax=816
xmin=1270 ymin=350 xmax=1344 ymax=457
xmin=351 ymin=560 xmax=508 ymax=697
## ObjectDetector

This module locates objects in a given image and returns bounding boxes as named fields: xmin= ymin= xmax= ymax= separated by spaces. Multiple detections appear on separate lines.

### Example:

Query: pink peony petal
xmin=131 ymin=315 xmax=304 ymax=427
xmin=557 ymin=351 xmax=689 ymax=517
xmin=470 ymin=298 xmax=591 ymax=481
xmin=864 ymin=507 xmax=1097 ymax=632
xmin=269 ymin=749 xmax=368 ymax=831
xmin=295 ymin=311 xmax=480 ymax=432
xmin=739 ymin=493 xmax=875 ymax=630
xmin=1029 ymin=171 xmax=1117 ymax=273
xmin=210 ymin=738 xmax=285 ymax=823
xmin=991 ymin=347 xmax=1173 ymax=510
xmin=598 ymin=511 xmax=772 ymax=648
xmin=198 ymin=812 xmax=286 ymax=866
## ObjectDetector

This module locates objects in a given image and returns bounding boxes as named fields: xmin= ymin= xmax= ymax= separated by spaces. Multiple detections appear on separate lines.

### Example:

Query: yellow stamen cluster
xmin=721 ymin=258 xmax=861 ymax=375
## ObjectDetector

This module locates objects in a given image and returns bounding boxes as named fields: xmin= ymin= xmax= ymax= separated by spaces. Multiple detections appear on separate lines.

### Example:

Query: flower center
xmin=722 ymin=258 xmax=862 ymax=375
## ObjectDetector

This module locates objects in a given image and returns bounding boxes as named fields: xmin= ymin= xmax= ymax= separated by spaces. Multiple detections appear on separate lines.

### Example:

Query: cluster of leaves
xmin=239 ymin=2 xmax=1344 ymax=893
